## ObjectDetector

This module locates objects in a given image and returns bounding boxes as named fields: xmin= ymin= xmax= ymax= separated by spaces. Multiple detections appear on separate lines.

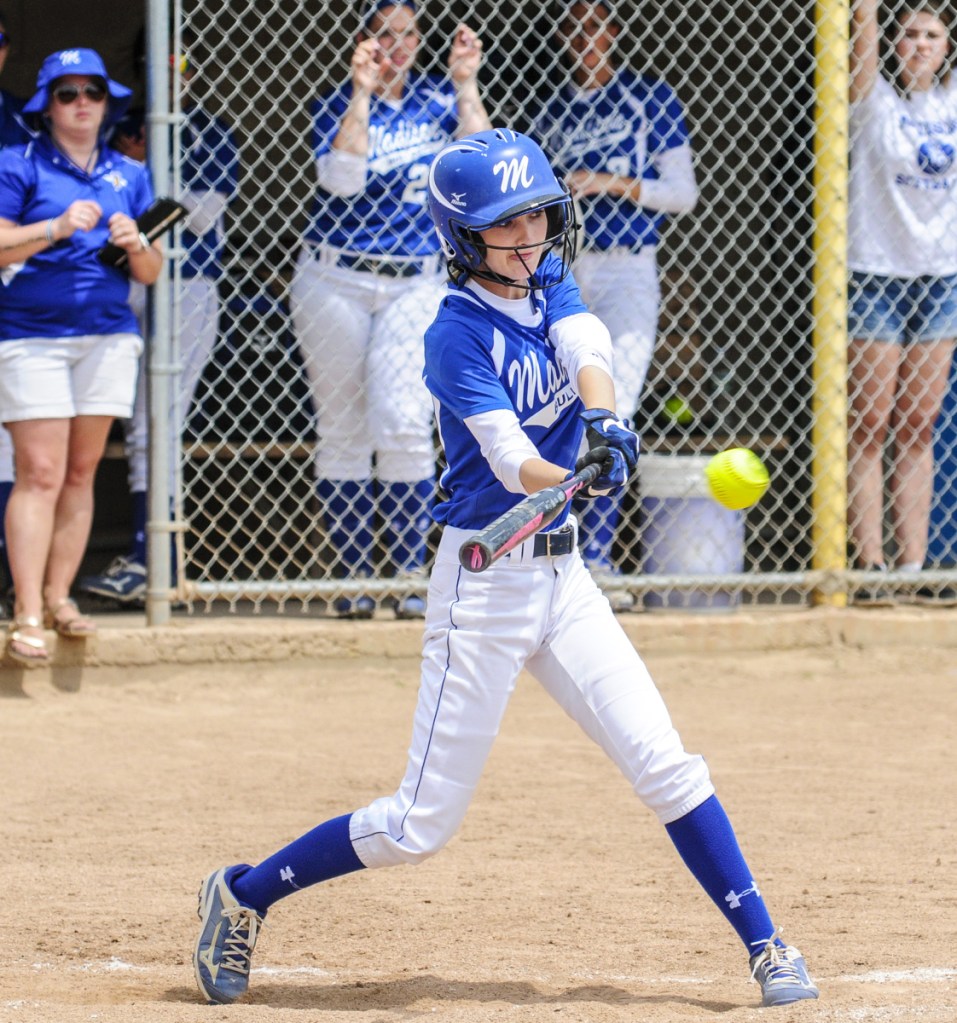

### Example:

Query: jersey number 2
xmin=401 ymin=163 xmax=430 ymax=207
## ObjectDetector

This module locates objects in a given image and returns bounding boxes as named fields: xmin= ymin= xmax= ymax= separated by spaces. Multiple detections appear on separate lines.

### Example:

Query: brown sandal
xmin=44 ymin=597 xmax=97 ymax=638
xmin=5 ymin=616 xmax=50 ymax=666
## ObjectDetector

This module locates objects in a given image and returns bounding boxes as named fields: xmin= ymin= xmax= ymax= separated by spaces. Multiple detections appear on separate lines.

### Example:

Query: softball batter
xmin=291 ymin=0 xmax=490 ymax=619
xmin=193 ymin=130 xmax=818 ymax=1010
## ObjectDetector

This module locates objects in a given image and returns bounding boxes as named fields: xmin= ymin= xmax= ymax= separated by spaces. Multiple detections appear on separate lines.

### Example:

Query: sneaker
xmin=334 ymin=595 xmax=376 ymax=619
xmin=850 ymin=564 xmax=895 ymax=607
xmin=194 ymin=866 xmax=264 ymax=1005
xmin=79 ymin=556 xmax=147 ymax=604
xmin=584 ymin=560 xmax=636 ymax=614
xmin=749 ymin=935 xmax=819 ymax=1007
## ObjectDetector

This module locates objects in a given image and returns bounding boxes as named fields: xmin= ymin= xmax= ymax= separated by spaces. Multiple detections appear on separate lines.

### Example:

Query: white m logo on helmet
xmin=492 ymin=156 xmax=534 ymax=193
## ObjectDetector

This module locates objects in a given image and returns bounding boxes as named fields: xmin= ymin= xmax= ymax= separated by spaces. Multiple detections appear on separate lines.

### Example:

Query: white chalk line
xmin=19 ymin=959 xmax=957 ymax=986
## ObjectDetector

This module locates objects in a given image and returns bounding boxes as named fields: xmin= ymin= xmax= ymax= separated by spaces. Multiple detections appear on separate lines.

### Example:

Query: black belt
xmin=532 ymin=525 xmax=575 ymax=558
xmin=336 ymin=252 xmax=424 ymax=277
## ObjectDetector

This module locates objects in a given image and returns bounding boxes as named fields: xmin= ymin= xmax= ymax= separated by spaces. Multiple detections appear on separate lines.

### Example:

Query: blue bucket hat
xmin=23 ymin=48 xmax=132 ymax=130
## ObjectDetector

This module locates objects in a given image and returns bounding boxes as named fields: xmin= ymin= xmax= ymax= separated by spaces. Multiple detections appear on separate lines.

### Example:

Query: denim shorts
xmin=848 ymin=271 xmax=957 ymax=343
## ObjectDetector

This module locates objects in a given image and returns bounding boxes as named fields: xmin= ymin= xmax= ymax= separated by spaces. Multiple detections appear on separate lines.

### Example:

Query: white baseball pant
xmin=123 ymin=275 xmax=221 ymax=492
xmin=349 ymin=518 xmax=715 ymax=868
xmin=290 ymin=250 xmax=444 ymax=483
xmin=0 ymin=425 xmax=12 ymax=483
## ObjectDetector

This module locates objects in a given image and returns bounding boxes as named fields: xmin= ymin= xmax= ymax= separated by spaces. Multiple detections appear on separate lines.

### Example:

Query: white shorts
xmin=0 ymin=333 xmax=143 ymax=423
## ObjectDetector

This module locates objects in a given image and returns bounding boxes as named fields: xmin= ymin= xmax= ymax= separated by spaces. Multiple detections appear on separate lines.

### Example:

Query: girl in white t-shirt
xmin=848 ymin=0 xmax=957 ymax=606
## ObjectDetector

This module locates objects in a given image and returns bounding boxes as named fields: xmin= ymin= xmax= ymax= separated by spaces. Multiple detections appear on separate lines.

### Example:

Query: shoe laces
xmin=749 ymin=927 xmax=801 ymax=986
xmin=219 ymin=903 xmax=264 ymax=977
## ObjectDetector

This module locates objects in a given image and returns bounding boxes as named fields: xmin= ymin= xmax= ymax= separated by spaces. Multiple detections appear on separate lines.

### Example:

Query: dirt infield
xmin=2 ymin=619 xmax=955 ymax=1022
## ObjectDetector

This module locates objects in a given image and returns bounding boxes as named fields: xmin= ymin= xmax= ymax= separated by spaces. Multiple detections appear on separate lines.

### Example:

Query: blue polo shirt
xmin=0 ymin=134 xmax=153 ymax=341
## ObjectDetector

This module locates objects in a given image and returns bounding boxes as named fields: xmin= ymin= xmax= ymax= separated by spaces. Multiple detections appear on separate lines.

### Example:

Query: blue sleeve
xmin=312 ymin=89 xmax=349 ymax=158
xmin=184 ymin=112 xmax=240 ymax=197
xmin=425 ymin=313 xmax=514 ymax=421
xmin=0 ymin=148 xmax=31 ymax=221
xmin=647 ymin=78 xmax=691 ymax=154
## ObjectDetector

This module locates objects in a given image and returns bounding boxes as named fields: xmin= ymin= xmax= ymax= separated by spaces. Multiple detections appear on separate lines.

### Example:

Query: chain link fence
xmin=153 ymin=0 xmax=957 ymax=616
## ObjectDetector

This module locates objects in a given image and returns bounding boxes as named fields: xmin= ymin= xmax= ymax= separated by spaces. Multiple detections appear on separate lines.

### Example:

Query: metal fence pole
xmin=145 ymin=0 xmax=173 ymax=625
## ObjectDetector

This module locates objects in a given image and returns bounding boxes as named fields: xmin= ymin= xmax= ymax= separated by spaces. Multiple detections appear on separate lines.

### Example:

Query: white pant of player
xmin=0 ymin=425 xmax=12 ymax=483
xmin=572 ymin=247 xmax=660 ymax=420
xmin=123 ymin=276 xmax=220 ymax=493
xmin=350 ymin=520 xmax=715 ymax=869
xmin=290 ymin=252 xmax=445 ymax=483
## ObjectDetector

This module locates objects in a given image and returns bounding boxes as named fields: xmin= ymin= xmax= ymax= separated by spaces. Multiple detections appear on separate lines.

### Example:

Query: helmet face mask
xmin=428 ymin=128 xmax=579 ymax=289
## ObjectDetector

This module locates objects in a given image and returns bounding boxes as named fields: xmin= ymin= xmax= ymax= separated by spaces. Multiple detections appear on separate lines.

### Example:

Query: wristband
xmin=138 ymin=231 xmax=151 ymax=253
xmin=45 ymin=219 xmax=55 ymax=244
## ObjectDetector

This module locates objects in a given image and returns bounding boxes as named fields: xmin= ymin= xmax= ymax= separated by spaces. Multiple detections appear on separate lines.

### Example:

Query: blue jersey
xmin=423 ymin=254 xmax=589 ymax=531
xmin=536 ymin=69 xmax=690 ymax=251
xmin=180 ymin=104 xmax=239 ymax=279
xmin=0 ymin=89 xmax=29 ymax=150
xmin=303 ymin=73 xmax=459 ymax=257
xmin=0 ymin=135 xmax=153 ymax=341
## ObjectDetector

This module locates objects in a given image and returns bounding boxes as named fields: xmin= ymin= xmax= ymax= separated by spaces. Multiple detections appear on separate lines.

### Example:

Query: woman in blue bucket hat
xmin=0 ymin=48 xmax=161 ymax=665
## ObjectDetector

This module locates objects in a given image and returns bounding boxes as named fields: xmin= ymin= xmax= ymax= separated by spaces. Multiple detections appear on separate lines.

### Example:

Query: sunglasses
xmin=53 ymin=83 xmax=107 ymax=104
xmin=0 ymin=32 xmax=10 ymax=49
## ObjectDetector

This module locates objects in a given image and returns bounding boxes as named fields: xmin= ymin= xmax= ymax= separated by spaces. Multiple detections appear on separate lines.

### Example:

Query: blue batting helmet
xmin=427 ymin=128 xmax=577 ymax=286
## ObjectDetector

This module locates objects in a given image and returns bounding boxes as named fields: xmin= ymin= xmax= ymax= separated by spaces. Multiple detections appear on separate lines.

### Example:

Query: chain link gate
xmin=149 ymin=0 xmax=957 ymax=618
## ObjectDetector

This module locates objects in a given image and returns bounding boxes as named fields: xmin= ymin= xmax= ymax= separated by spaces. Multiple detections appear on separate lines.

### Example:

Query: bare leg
xmin=848 ymin=339 xmax=900 ymax=565
xmin=889 ymin=339 xmax=955 ymax=566
xmin=5 ymin=419 xmax=70 ymax=651
xmin=42 ymin=415 xmax=114 ymax=622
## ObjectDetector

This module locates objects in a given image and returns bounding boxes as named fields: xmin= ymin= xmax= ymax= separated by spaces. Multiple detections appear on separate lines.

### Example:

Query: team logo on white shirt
xmin=917 ymin=139 xmax=955 ymax=176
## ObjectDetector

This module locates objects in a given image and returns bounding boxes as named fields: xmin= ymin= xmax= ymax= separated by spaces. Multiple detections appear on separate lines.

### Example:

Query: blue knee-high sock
xmin=576 ymin=492 xmax=622 ymax=567
xmin=130 ymin=490 xmax=148 ymax=565
xmin=230 ymin=813 xmax=365 ymax=915
xmin=0 ymin=480 xmax=12 ymax=585
xmin=665 ymin=795 xmax=781 ymax=956
xmin=317 ymin=479 xmax=375 ymax=576
xmin=378 ymin=479 xmax=433 ymax=573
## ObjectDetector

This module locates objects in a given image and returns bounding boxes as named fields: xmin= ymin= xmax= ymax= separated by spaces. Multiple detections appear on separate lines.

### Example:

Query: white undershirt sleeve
xmin=465 ymin=408 xmax=541 ymax=495
xmin=316 ymin=150 xmax=368 ymax=197
xmin=550 ymin=312 xmax=614 ymax=386
xmin=638 ymin=144 xmax=698 ymax=215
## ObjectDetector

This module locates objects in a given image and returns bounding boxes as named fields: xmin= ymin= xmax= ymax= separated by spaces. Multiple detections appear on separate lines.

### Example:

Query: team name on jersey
xmin=900 ymin=112 xmax=957 ymax=137
xmin=556 ymin=111 xmax=634 ymax=160
xmin=505 ymin=342 xmax=575 ymax=429
xmin=368 ymin=120 xmax=445 ymax=174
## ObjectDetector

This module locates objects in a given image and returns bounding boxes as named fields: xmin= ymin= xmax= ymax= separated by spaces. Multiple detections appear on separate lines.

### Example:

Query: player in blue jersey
xmin=79 ymin=48 xmax=241 ymax=606
xmin=534 ymin=0 xmax=698 ymax=611
xmin=0 ymin=48 xmax=161 ymax=664
xmin=291 ymin=0 xmax=490 ymax=620
xmin=0 ymin=8 xmax=30 ymax=618
xmin=192 ymin=129 xmax=818 ymax=1010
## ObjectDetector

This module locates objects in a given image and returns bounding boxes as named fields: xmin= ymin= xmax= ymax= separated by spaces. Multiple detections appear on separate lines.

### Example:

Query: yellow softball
xmin=704 ymin=448 xmax=770 ymax=510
